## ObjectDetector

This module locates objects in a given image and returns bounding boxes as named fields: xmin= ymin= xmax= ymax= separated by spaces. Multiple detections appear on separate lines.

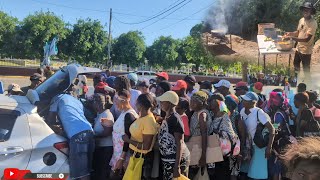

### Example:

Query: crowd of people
xmin=5 ymin=67 xmax=320 ymax=180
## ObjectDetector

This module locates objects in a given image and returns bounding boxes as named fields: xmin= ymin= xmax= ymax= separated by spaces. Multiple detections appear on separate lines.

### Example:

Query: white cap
xmin=214 ymin=80 xmax=231 ymax=88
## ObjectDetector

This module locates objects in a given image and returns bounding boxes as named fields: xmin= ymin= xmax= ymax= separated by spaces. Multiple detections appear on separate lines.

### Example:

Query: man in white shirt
xmin=240 ymin=92 xmax=275 ymax=180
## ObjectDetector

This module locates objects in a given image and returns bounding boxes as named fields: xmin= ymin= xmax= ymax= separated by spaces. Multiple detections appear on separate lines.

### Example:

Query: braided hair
xmin=114 ymin=75 xmax=131 ymax=92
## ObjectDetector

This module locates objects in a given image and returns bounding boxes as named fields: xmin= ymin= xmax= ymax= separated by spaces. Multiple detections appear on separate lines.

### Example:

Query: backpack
xmin=272 ymin=111 xmax=295 ymax=153
xmin=302 ymin=109 xmax=320 ymax=137
xmin=253 ymin=109 xmax=269 ymax=148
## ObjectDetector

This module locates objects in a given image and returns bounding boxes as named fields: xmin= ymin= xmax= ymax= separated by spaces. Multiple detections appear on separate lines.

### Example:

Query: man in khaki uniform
xmin=286 ymin=2 xmax=317 ymax=81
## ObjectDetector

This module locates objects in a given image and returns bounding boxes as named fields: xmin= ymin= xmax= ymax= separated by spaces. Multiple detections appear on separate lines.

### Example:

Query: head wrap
xmin=225 ymin=94 xmax=239 ymax=110
xmin=192 ymin=91 xmax=209 ymax=104
xmin=268 ymin=91 xmax=286 ymax=109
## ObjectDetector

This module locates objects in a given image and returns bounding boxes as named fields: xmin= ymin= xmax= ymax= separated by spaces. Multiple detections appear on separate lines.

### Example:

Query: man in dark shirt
xmin=21 ymin=73 xmax=44 ymax=95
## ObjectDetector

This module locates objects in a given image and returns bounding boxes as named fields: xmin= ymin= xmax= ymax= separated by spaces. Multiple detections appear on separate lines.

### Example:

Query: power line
xmin=30 ymin=0 xmax=202 ymax=21
xmin=140 ymin=0 xmax=193 ymax=30
xmin=158 ymin=2 xmax=214 ymax=31
xmin=114 ymin=0 xmax=190 ymax=25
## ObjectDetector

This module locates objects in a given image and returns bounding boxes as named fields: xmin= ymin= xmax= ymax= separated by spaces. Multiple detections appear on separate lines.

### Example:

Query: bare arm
xmin=174 ymin=132 xmax=183 ymax=178
xmin=292 ymin=34 xmax=313 ymax=43
xmin=125 ymin=134 xmax=155 ymax=151
xmin=265 ymin=121 xmax=275 ymax=159
xmin=199 ymin=112 xmax=207 ymax=167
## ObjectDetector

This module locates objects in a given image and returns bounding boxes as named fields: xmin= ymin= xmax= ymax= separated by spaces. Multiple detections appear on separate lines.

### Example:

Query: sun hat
xmin=137 ymin=78 xmax=150 ymax=87
xmin=241 ymin=92 xmax=259 ymax=102
xmin=192 ymin=90 xmax=209 ymax=103
xmin=156 ymin=72 xmax=169 ymax=81
xmin=300 ymin=2 xmax=316 ymax=15
xmin=127 ymin=73 xmax=139 ymax=85
xmin=8 ymin=83 xmax=23 ymax=93
xmin=184 ymin=75 xmax=196 ymax=85
xmin=157 ymin=91 xmax=179 ymax=106
xmin=234 ymin=81 xmax=249 ymax=91
xmin=172 ymin=80 xmax=187 ymax=91
xmin=214 ymin=80 xmax=231 ymax=88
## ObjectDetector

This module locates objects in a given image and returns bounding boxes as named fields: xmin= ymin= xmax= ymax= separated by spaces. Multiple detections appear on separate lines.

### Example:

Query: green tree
xmin=183 ymin=35 xmax=214 ymax=70
xmin=0 ymin=11 xmax=18 ymax=57
xmin=146 ymin=36 xmax=180 ymax=69
xmin=190 ymin=23 xmax=204 ymax=38
xmin=67 ymin=19 xmax=108 ymax=63
xmin=112 ymin=31 xmax=146 ymax=69
xmin=19 ymin=11 xmax=67 ymax=59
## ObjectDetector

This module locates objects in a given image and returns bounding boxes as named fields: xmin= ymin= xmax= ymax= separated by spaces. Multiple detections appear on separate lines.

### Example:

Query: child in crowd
xmin=176 ymin=97 xmax=191 ymax=140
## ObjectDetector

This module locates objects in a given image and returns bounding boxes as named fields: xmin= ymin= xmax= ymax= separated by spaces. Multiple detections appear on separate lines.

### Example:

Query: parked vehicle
xmin=135 ymin=71 xmax=157 ymax=84
xmin=0 ymin=64 xmax=101 ymax=177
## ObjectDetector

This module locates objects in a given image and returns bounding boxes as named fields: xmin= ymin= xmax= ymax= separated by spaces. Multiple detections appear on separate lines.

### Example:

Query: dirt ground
xmin=203 ymin=33 xmax=320 ymax=72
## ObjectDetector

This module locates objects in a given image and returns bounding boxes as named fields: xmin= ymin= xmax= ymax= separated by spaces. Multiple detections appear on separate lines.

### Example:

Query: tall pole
xmin=107 ymin=8 xmax=112 ymax=67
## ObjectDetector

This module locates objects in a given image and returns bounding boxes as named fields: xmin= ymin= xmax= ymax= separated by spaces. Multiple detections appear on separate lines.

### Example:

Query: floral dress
xmin=109 ymin=109 xmax=138 ymax=170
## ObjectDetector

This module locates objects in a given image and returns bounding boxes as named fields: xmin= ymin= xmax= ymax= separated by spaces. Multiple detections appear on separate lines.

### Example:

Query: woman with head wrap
xmin=267 ymin=91 xmax=292 ymax=180
xmin=207 ymin=93 xmax=238 ymax=180
xmin=188 ymin=91 xmax=213 ymax=179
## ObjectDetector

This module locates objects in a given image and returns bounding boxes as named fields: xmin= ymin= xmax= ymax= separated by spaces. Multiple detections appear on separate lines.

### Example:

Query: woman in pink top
xmin=176 ymin=97 xmax=191 ymax=139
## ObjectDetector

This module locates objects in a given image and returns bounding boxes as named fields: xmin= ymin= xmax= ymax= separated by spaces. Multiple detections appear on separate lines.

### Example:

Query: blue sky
xmin=0 ymin=0 xmax=214 ymax=45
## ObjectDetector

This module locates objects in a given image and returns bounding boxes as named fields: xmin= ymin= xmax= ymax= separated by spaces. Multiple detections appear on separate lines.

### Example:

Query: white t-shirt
xmin=93 ymin=109 xmax=114 ymax=147
xmin=130 ymin=89 xmax=141 ymax=112
xmin=240 ymin=107 xmax=270 ymax=144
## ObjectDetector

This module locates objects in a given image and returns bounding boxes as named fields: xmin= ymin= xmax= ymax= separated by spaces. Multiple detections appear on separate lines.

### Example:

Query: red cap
xmin=254 ymin=82 xmax=264 ymax=91
xmin=156 ymin=72 xmax=169 ymax=80
xmin=172 ymin=80 xmax=187 ymax=91
xmin=235 ymin=81 xmax=248 ymax=87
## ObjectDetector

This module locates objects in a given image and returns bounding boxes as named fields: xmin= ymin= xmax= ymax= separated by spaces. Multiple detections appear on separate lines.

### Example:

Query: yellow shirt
xmin=129 ymin=113 xmax=158 ymax=154
xmin=297 ymin=17 xmax=318 ymax=54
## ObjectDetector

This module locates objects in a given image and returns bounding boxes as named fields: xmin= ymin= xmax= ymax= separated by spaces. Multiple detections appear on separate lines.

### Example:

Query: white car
xmin=0 ymin=64 xmax=101 ymax=177
xmin=135 ymin=71 xmax=157 ymax=84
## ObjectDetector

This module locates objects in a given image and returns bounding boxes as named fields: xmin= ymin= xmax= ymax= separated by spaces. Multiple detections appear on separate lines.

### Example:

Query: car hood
xmin=0 ymin=94 xmax=36 ymax=113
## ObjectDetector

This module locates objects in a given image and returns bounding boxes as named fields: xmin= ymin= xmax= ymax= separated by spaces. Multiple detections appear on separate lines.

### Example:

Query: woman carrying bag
xmin=157 ymin=91 xmax=190 ymax=180
xmin=122 ymin=94 xmax=159 ymax=180
xmin=207 ymin=93 xmax=239 ymax=180
xmin=187 ymin=91 xmax=213 ymax=179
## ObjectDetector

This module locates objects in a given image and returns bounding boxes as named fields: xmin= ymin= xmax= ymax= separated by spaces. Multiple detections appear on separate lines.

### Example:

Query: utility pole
xmin=107 ymin=8 xmax=112 ymax=68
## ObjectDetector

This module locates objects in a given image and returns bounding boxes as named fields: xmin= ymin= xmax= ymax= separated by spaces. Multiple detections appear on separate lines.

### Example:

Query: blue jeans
xmin=69 ymin=130 xmax=95 ymax=179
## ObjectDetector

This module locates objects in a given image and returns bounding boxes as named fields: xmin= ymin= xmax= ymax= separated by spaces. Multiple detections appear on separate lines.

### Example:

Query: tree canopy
xmin=146 ymin=36 xmax=180 ymax=69
xmin=112 ymin=31 xmax=146 ymax=68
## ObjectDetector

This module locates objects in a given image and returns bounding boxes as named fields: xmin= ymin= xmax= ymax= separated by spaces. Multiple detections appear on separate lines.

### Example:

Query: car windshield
xmin=36 ymin=68 xmax=70 ymax=101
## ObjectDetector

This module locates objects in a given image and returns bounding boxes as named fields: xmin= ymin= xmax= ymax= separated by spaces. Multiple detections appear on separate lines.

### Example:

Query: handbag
xmin=253 ymin=109 xmax=269 ymax=148
xmin=303 ymin=109 xmax=320 ymax=136
xmin=173 ymin=174 xmax=190 ymax=180
xmin=186 ymin=134 xmax=224 ymax=165
xmin=212 ymin=118 xmax=240 ymax=156
xmin=193 ymin=167 xmax=210 ymax=180
xmin=123 ymin=149 xmax=145 ymax=180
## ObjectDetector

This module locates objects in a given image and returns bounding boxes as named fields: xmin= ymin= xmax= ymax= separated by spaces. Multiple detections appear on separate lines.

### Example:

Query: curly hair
xmin=282 ymin=137 xmax=320 ymax=171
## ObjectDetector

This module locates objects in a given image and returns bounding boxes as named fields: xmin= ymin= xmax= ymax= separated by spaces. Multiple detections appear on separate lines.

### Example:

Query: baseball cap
xmin=234 ymin=81 xmax=249 ymax=91
xmin=214 ymin=80 xmax=231 ymax=88
xmin=127 ymin=73 xmax=138 ymax=85
xmin=157 ymin=91 xmax=179 ymax=105
xmin=137 ymin=78 xmax=150 ymax=87
xmin=156 ymin=72 xmax=169 ymax=80
xmin=254 ymin=82 xmax=264 ymax=92
xmin=241 ymin=92 xmax=259 ymax=102
xmin=8 ymin=83 xmax=23 ymax=93
xmin=30 ymin=73 xmax=44 ymax=82
xmin=172 ymin=80 xmax=187 ymax=91
xmin=184 ymin=75 xmax=196 ymax=85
